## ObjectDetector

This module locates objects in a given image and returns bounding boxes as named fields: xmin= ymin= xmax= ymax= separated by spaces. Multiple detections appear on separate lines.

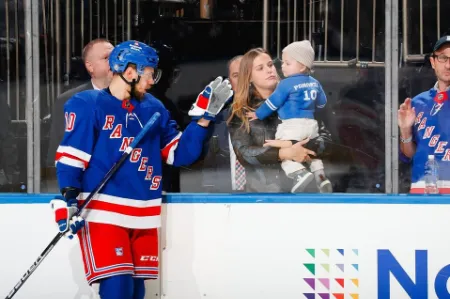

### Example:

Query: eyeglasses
xmin=432 ymin=54 xmax=450 ymax=63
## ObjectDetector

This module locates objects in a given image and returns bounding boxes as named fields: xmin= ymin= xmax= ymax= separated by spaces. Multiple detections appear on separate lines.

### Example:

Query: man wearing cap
xmin=398 ymin=35 xmax=450 ymax=193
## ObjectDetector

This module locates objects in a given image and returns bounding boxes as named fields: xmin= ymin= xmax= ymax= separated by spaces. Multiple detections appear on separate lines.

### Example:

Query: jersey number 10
xmin=304 ymin=90 xmax=318 ymax=101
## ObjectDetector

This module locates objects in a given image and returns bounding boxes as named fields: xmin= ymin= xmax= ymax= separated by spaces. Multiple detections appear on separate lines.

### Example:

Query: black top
xmin=228 ymin=95 xmax=332 ymax=192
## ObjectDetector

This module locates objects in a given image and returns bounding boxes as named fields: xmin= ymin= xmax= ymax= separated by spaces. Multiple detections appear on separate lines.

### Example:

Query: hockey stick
xmin=5 ymin=111 xmax=161 ymax=299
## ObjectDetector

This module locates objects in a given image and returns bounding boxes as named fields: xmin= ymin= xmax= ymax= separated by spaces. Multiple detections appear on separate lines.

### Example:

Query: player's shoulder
xmin=64 ymin=89 xmax=103 ymax=111
xmin=57 ymin=81 xmax=92 ymax=101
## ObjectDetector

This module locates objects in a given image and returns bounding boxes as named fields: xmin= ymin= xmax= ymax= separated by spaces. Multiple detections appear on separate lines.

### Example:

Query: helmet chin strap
xmin=119 ymin=73 xmax=141 ymax=99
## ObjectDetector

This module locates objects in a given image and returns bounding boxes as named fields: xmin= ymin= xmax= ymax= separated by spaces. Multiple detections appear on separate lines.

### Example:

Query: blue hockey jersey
xmin=55 ymin=89 xmax=208 ymax=228
xmin=405 ymin=87 xmax=450 ymax=194
xmin=255 ymin=74 xmax=327 ymax=120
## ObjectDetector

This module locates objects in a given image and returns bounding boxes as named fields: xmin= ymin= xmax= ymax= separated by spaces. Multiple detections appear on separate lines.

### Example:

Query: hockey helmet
xmin=109 ymin=40 xmax=159 ymax=76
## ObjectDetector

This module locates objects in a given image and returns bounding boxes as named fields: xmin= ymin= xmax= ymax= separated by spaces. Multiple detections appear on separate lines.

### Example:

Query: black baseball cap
xmin=433 ymin=36 xmax=450 ymax=52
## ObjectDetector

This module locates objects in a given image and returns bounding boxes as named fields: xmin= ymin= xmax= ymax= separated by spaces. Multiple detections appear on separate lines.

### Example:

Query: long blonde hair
xmin=227 ymin=48 xmax=271 ymax=132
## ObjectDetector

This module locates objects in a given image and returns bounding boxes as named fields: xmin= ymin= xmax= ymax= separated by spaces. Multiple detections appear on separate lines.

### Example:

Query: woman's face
xmin=250 ymin=53 xmax=278 ymax=92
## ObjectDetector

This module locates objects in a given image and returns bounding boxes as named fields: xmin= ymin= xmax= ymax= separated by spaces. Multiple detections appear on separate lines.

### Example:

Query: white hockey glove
xmin=50 ymin=195 xmax=85 ymax=239
xmin=189 ymin=76 xmax=233 ymax=121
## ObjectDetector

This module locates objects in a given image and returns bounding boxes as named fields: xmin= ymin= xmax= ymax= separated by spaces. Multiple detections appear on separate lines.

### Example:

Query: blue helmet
xmin=109 ymin=40 xmax=159 ymax=75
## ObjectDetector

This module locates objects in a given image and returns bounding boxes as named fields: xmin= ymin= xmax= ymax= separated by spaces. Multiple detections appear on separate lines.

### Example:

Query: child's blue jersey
xmin=255 ymin=74 xmax=327 ymax=120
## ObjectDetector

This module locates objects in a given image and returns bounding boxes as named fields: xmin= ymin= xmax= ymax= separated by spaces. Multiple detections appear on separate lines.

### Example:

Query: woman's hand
xmin=245 ymin=111 xmax=258 ymax=121
xmin=278 ymin=138 xmax=316 ymax=163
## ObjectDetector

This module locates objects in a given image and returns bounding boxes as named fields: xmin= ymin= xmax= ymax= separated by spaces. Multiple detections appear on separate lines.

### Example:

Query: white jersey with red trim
xmin=406 ymin=88 xmax=450 ymax=193
xmin=55 ymin=89 xmax=208 ymax=228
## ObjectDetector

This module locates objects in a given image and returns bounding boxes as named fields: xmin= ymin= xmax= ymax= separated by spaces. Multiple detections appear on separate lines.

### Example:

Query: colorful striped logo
xmin=303 ymin=248 xmax=359 ymax=299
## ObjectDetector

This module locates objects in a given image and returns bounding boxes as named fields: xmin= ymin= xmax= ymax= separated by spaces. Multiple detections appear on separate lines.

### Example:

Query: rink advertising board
xmin=0 ymin=193 xmax=449 ymax=299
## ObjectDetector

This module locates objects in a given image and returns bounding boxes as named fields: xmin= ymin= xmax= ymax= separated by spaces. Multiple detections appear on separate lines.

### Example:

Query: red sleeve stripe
xmin=55 ymin=153 xmax=89 ymax=169
xmin=56 ymin=145 xmax=92 ymax=161
xmin=161 ymin=132 xmax=182 ymax=165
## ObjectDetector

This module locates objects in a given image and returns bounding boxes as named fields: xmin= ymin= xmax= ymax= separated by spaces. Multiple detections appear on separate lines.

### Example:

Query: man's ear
xmin=429 ymin=53 xmax=437 ymax=70
xmin=85 ymin=61 xmax=93 ymax=75
xmin=123 ymin=66 xmax=136 ymax=80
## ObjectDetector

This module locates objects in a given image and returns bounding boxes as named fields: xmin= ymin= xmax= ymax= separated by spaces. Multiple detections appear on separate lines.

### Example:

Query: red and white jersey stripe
xmin=161 ymin=132 xmax=181 ymax=165
xmin=55 ymin=145 xmax=91 ymax=170
xmin=78 ymin=193 xmax=162 ymax=229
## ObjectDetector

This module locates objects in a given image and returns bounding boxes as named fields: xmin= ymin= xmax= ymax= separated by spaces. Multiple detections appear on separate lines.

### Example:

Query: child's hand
xmin=245 ymin=111 xmax=258 ymax=121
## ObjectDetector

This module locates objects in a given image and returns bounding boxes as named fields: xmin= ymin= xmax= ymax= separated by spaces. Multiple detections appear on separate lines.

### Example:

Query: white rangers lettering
xmin=418 ymin=117 xmax=427 ymax=131
xmin=138 ymin=157 xmax=148 ymax=171
xmin=435 ymin=141 xmax=448 ymax=154
xmin=130 ymin=148 xmax=142 ymax=162
xmin=65 ymin=112 xmax=76 ymax=132
xmin=431 ymin=103 xmax=444 ymax=116
xmin=103 ymin=115 xmax=115 ymax=130
xmin=110 ymin=124 xmax=123 ymax=138
xmin=423 ymin=126 xmax=435 ymax=139
xmin=415 ymin=112 xmax=424 ymax=125
xmin=151 ymin=176 xmax=162 ymax=190
xmin=120 ymin=137 xmax=135 ymax=151
xmin=443 ymin=149 xmax=450 ymax=161
xmin=145 ymin=166 xmax=153 ymax=180
xmin=429 ymin=135 xmax=440 ymax=147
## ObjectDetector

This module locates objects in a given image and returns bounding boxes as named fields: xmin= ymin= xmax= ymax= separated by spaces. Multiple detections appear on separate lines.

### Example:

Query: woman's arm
xmin=228 ymin=119 xmax=280 ymax=165
xmin=228 ymin=118 xmax=314 ymax=165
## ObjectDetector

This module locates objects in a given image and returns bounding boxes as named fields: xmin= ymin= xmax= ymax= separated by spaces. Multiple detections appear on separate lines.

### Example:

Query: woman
xmin=227 ymin=48 xmax=332 ymax=193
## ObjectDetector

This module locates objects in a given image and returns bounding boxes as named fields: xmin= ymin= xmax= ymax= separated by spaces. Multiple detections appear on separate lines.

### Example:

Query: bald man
xmin=46 ymin=39 xmax=114 ymax=168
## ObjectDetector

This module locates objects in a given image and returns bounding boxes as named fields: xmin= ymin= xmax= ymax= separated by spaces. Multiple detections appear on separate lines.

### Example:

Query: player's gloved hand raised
xmin=189 ymin=76 xmax=233 ymax=121
xmin=50 ymin=194 xmax=85 ymax=239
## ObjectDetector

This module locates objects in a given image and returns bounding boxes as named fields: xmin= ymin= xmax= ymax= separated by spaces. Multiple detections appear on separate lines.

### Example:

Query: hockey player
xmin=399 ymin=36 xmax=450 ymax=193
xmin=51 ymin=40 xmax=233 ymax=299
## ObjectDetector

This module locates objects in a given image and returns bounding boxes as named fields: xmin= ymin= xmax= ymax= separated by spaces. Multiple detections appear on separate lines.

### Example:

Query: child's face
xmin=281 ymin=52 xmax=306 ymax=77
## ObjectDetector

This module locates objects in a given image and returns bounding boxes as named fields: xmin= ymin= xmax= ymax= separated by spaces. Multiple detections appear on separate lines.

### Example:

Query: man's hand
xmin=398 ymin=98 xmax=416 ymax=130
xmin=398 ymin=97 xmax=417 ymax=158
xmin=50 ymin=195 xmax=85 ymax=239
xmin=189 ymin=76 xmax=233 ymax=121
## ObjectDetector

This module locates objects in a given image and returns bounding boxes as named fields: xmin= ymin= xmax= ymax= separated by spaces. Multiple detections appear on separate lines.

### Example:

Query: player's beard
xmin=131 ymin=86 xmax=145 ymax=100
xmin=130 ymin=80 xmax=145 ymax=100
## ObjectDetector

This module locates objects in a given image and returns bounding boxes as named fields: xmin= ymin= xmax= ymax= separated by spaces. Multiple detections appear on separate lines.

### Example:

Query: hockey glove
xmin=189 ymin=76 xmax=233 ymax=121
xmin=50 ymin=194 xmax=85 ymax=239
